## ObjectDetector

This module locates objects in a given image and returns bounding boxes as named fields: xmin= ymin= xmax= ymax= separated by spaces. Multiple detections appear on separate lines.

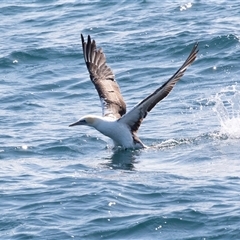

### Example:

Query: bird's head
xmin=69 ymin=115 xmax=97 ymax=127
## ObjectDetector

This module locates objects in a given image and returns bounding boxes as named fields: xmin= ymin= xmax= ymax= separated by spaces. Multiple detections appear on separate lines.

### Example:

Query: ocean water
xmin=1 ymin=0 xmax=240 ymax=239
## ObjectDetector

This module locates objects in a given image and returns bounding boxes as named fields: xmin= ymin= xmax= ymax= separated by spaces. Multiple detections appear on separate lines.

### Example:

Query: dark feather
xmin=81 ymin=34 xmax=126 ymax=119
xmin=119 ymin=42 xmax=199 ymax=134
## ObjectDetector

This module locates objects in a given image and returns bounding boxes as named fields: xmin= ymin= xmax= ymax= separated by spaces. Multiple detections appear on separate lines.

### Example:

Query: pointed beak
xmin=69 ymin=121 xmax=81 ymax=127
xmin=69 ymin=119 xmax=86 ymax=127
xmin=69 ymin=121 xmax=78 ymax=127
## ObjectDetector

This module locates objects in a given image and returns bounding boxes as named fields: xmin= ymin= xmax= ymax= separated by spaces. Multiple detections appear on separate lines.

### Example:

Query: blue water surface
xmin=1 ymin=0 xmax=240 ymax=239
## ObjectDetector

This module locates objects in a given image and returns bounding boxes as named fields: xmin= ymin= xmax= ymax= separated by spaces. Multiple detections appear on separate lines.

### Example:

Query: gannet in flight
xmin=69 ymin=34 xmax=198 ymax=149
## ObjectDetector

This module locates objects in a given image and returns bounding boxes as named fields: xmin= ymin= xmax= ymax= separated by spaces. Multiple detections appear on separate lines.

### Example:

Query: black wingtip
xmin=193 ymin=41 xmax=199 ymax=54
xmin=81 ymin=34 xmax=93 ymax=45
xmin=81 ymin=33 xmax=84 ymax=42
xmin=87 ymin=35 xmax=91 ymax=44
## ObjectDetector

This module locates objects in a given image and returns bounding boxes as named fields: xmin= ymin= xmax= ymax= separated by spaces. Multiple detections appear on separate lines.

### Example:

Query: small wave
xmin=154 ymin=138 xmax=192 ymax=149
xmin=212 ymin=85 xmax=240 ymax=139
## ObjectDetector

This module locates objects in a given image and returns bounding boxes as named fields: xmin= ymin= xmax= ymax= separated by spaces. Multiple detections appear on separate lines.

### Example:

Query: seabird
xmin=69 ymin=34 xmax=198 ymax=149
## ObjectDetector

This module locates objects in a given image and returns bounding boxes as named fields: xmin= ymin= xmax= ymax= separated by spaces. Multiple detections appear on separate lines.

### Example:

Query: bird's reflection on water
xmin=102 ymin=149 xmax=142 ymax=170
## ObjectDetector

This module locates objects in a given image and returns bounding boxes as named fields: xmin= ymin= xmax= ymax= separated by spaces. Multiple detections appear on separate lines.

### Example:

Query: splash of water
xmin=212 ymin=85 xmax=240 ymax=139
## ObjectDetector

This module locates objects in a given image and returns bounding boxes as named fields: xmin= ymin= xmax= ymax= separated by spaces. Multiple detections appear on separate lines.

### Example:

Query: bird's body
xmin=76 ymin=115 xmax=145 ymax=149
xmin=69 ymin=35 xmax=198 ymax=149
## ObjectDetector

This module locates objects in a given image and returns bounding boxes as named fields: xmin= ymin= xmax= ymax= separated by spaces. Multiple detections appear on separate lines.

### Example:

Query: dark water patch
xmin=10 ymin=50 xmax=48 ymax=63
xmin=38 ymin=144 xmax=81 ymax=156
xmin=210 ymin=34 xmax=240 ymax=49
xmin=28 ymin=69 xmax=57 ymax=80
xmin=4 ymin=100 xmax=44 ymax=112
xmin=0 ymin=57 xmax=16 ymax=69
xmin=42 ymin=175 xmax=84 ymax=187
xmin=101 ymin=149 xmax=141 ymax=170
xmin=0 ymin=5 xmax=30 ymax=16
xmin=9 ymin=46 xmax=80 ymax=66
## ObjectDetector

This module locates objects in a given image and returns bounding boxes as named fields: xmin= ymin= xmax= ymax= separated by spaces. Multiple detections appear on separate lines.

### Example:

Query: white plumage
xmin=69 ymin=35 xmax=198 ymax=149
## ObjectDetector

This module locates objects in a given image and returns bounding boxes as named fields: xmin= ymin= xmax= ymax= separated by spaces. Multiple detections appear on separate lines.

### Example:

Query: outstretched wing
xmin=81 ymin=34 xmax=126 ymax=119
xmin=119 ymin=42 xmax=199 ymax=138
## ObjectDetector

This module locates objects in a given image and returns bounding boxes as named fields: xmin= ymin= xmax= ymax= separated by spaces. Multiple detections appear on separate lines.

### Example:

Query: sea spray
xmin=212 ymin=85 xmax=240 ymax=139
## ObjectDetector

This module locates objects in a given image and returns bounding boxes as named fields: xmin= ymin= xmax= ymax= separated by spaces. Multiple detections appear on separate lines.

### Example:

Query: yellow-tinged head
xmin=69 ymin=115 xmax=98 ymax=127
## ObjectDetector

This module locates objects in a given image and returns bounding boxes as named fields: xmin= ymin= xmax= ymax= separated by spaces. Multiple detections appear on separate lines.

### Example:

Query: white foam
xmin=212 ymin=85 xmax=240 ymax=139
